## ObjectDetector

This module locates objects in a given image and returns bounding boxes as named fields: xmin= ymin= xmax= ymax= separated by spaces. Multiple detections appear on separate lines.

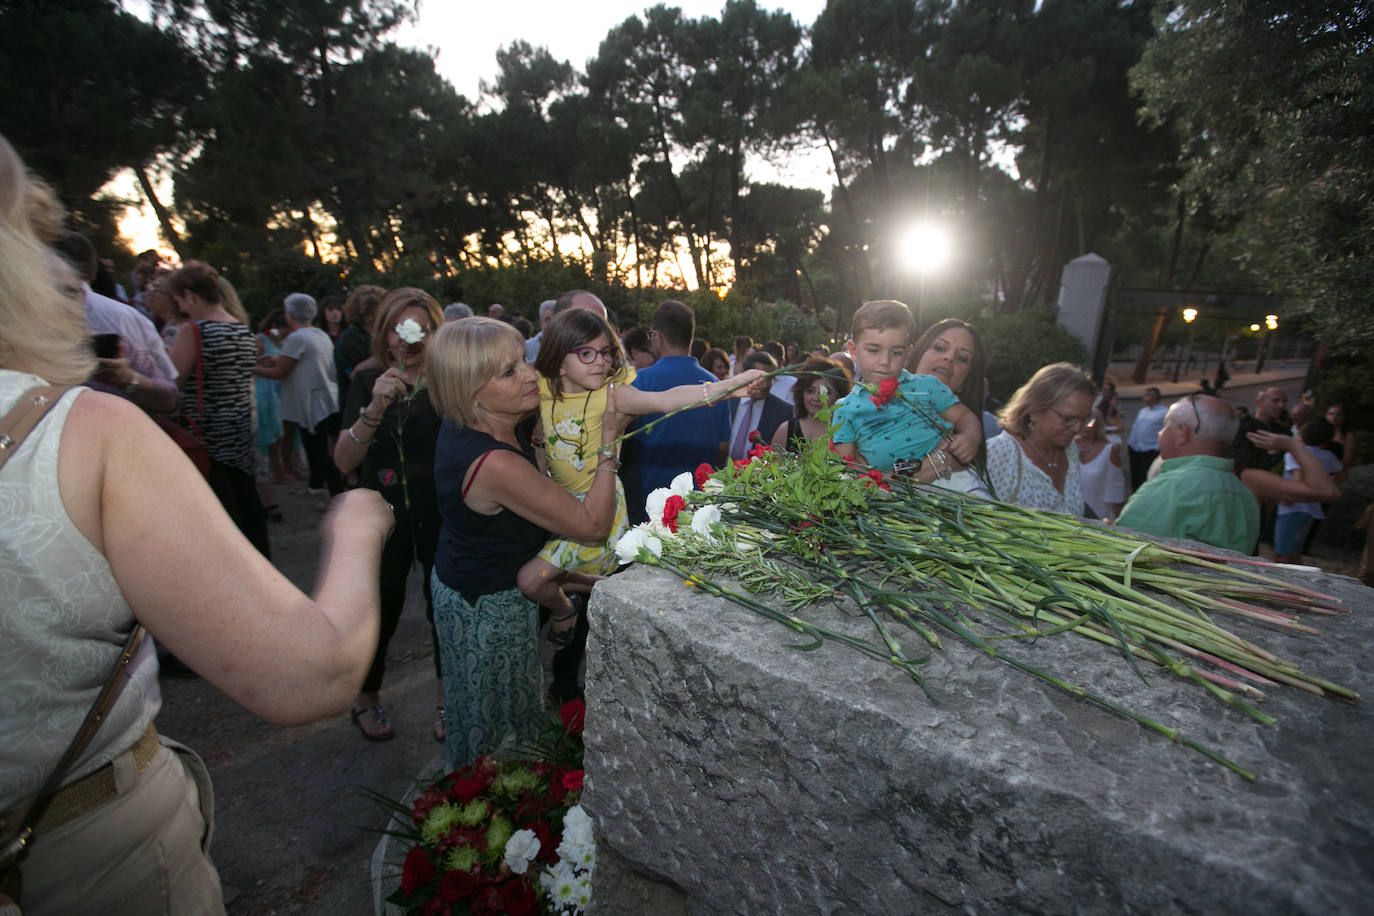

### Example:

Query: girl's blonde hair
xmin=426 ymin=317 xmax=525 ymax=428
xmin=371 ymin=287 xmax=443 ymax=367
xmin=998 ymin=362 xmax=1096 ymax=437
xmin=0 ymin=133 xmax=94 ymax=384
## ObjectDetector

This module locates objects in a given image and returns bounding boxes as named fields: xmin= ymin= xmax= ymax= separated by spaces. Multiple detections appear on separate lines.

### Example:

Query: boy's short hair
xmin=851 ymin=299 xmax=915 ymax=342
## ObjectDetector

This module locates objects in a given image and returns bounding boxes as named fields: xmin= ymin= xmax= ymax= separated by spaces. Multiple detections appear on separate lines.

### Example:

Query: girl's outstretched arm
xmin=613 ymin=369 xmax=766 ymax=415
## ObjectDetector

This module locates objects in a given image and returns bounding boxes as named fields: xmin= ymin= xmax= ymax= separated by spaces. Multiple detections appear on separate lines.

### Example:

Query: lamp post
xmin=1255 ymin=313 xmax=1278 ymax=373
xmin=1171 ymin=307 xmax=1199 ymax=383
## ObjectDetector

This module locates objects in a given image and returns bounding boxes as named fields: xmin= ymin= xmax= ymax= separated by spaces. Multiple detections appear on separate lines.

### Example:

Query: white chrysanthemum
xmin=503 ymin=828 xmax=541 ymax=874
xmin=395 ymin=318 xmax=426 ymax=344
xmin=689 ymin=505 xmax=721 ymax=540
xmin=669 ymin=471 xmax=694 ymax=497
xmin=550 ymin=862 xmax=579 ymax=904
xmin=644 ymin=487 xmax=672 ymax=524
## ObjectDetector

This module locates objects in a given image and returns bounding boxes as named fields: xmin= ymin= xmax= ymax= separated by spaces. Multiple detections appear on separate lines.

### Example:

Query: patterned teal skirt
xmin=431 ymin=573 xmax=544 ymax=770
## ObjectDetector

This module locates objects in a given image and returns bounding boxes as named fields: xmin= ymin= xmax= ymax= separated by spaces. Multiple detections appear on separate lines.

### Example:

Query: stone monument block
xmin=1057 ymin=253 xmax=1111 ymax=366
xmin=583 ymin=563 xmax=1373 ymax=914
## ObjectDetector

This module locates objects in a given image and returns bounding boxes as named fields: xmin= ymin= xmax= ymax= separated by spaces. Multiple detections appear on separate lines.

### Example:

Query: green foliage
xmin=0 ymin=0 xmax=203 ymax=208
xmin=977 ymin=307 xmax=1087 ymax=401
xmin=1132 ymin=0 xmax=1374 ymax=354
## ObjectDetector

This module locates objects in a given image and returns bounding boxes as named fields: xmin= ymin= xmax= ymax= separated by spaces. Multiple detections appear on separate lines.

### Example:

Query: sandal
xmin=350 ymin=704 xmax=394 ymax=741
xmin=433 ymin=706 xmax=446 ymax=743
xmin=548 ymin=594 xmax=584 ymax=648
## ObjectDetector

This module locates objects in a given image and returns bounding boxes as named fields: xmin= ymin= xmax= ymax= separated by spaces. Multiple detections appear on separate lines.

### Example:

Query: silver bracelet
xmin=346 ymin=426 xmax=373 ymax=446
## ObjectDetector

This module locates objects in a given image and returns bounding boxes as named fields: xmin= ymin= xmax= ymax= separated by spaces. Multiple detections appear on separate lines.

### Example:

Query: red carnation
xmin=748 ymin=429 xmax=762 ymax=444
xmin=559 ymin=698 xmax=586 ymax=735
xmin=662 ymin=494 xmax=686 ymax=533
xmin=419 ymin=899 xmax=451 ymax=916
xmin=862 ymin=469 xmax=890 ymax=491
xmin=502 ymin=878 xmax=538 ymax=915
xmin=733 ymin=458 xmax=750 ymax=470
xmin=694 ymin=463 xmax=714 ymax=489
xmin=562 ymin=769 xmax=585 ymax=791
xmin=869 ymin=376 xmax=900 ymax=407
xmin=439 ymin=868 xmax=481 ymax=903
xmin=548 ymin=773 xmax=567 ymax=804
xmin=402 ymin=846 xmax=436 ymax=896
xmin=746 ymin=444 xmax=772 ymax=460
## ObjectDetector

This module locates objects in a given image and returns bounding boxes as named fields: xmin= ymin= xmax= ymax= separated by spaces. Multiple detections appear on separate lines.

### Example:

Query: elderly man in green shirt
xmin=1116 ymin=394 xmax=1258 ymax=554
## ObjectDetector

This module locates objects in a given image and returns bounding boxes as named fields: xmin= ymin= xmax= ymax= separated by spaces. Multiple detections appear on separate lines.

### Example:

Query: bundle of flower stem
xmin=621 ymin=435 xmax=1358 ymax=780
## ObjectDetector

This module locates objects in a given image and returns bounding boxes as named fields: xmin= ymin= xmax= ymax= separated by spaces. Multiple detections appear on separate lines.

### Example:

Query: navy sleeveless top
xmin=433 ymin=419 xmax=548 ymax=597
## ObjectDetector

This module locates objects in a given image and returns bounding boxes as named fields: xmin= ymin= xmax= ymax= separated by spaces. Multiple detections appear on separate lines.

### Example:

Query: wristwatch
xmin=892 ymin=457 xmax=922 ymax=477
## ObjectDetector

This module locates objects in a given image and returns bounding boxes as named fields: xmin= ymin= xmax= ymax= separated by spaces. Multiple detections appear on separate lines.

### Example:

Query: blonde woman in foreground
xmin=0 ymin=132 xmax=393 ymax=916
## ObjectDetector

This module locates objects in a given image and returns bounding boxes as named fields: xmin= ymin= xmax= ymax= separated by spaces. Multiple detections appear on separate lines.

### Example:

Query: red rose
xmin=662 ymin=494 xmax=686 ymax=533
xmin=514 ymin=791 xmax=548 ymax=824
xmin=402 ymin=846 xmax=437 ymax=896
xmin=438 ymin=868 xmax=481 ymax=904
xmin=502 ymin=878 xmax=538 ymax=915
xmin=869 ymin=376 xmax=900 ymax=407
xmin=694 ymin=463 xmax=714 ymax=489
xmin=559 ymin=698 xmax=586 ymax=735
xmin=419 ymin=899 xmax=450 ymax=916
xmin=527 ymin=819 xmax=558 ymax=864
xmin=449 ymin=773 xmax=492 ymax=803
xmin=562 ymin=769 xmax=585 ymax=791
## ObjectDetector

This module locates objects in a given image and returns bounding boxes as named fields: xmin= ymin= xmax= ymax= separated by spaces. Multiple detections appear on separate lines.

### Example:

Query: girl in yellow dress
xmin=520 ymin=309 xmax=763 ymax=644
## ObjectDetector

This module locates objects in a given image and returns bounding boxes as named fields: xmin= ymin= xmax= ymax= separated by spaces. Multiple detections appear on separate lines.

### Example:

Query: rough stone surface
xmin=583 ymin=561 xmax=1374 ymax=915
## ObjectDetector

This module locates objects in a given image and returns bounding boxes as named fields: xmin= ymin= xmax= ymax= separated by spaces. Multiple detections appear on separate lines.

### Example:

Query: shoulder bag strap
xmin=0 ymin=386 xmax=68 ymax=473
xmin=0 ymin=384 xmax=149 ymax=866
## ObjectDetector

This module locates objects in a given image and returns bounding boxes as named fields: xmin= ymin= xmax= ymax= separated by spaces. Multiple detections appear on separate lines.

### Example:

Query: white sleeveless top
xmin=1078 ymin=442 xmax=1126 ymax=521
xmin=0 ymin=370 xmax=159 ymax=811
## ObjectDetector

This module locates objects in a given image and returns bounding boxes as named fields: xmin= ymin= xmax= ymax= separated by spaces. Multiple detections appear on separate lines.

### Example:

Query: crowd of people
xmin=1 ymin=128 xmax=1367 ymax=912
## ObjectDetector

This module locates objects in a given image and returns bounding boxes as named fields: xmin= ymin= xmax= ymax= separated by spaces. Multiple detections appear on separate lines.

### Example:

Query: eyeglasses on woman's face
xmin=1047 ymin=406 xmax=1092 ymax=430
xmin=571 ymin=345 xmax=615 ymax=365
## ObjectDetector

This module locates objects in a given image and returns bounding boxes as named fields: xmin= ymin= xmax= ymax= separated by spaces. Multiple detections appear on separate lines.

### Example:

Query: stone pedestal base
xmin=584 ymin=564 xmax=1373 ymax=914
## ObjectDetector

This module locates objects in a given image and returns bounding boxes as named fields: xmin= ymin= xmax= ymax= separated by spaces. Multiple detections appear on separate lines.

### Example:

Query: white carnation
xmin=669 ymin=471 xmax=694 ymax=498
xmin=613 ymin=526 xmax=663 ymax=564
xmin=690 ymin=504 xmax=721 ymax=540
xmin=502 ymin=828 xmax=541 ymax=875
xmin=395 ymin=318 xmax=426 ymax=344
xmin=644 ymin=487 xmax=672 ymax=524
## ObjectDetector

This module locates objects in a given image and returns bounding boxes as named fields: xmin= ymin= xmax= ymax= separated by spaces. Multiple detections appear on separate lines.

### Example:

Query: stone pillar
xmin=1056 ymin=253 xmax=1112 ymax=378
xmin=583 ymin=563 xmax=1373 ymax=914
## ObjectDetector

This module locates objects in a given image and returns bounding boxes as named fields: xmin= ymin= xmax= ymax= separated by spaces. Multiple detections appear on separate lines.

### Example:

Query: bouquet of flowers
xmin=379 ymin=700 xmax=594 ymax=915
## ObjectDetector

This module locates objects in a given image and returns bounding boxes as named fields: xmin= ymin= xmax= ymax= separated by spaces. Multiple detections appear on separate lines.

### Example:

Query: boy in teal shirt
xmin=831 ymin=300 xmax=982 ymax=483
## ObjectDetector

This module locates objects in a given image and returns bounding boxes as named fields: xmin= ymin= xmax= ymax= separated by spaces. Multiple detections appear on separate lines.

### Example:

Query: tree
xmin=1132 ymin=0 xmax=1374 ymax=353
xmin=0 ymin=0 xmax=204 ymax=251
xmin=682 ymin=0 xmax=803 ymax=283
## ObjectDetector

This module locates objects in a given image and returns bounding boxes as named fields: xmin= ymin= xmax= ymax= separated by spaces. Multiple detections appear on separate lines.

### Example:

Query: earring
xmin=1027 ymin=418 xmax=1035 ymax=431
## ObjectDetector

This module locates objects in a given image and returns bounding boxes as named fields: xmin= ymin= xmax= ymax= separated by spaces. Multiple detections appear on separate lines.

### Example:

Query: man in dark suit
xmin=729 ymin=351 xmax=791 ymax=459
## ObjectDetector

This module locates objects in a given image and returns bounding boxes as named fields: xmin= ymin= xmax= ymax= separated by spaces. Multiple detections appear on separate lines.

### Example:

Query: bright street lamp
xmin=898 ymin=224 xmax=952 ymax=274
